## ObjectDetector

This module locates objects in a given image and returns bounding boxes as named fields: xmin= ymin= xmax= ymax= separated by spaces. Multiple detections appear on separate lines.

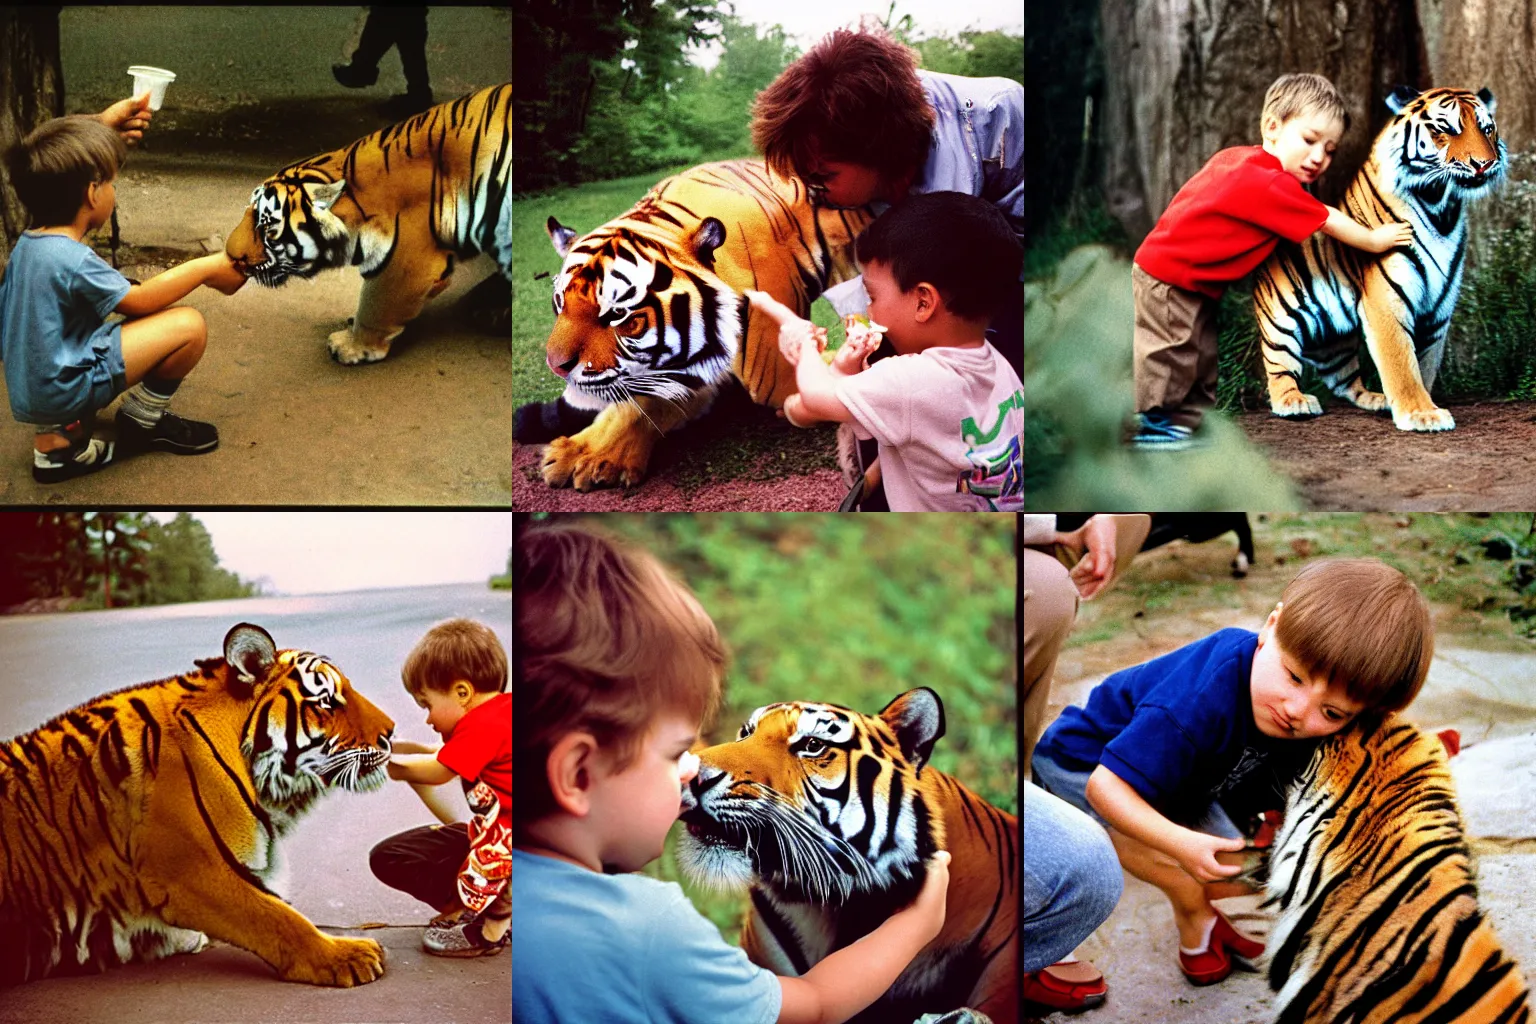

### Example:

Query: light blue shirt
xmin=0 ymin=231 xmax=130 ymax=423
xmin=512 ymin=849 xmax=782 ymax=1024
xmin=909 ymin=69 xmax=1024 ymax=234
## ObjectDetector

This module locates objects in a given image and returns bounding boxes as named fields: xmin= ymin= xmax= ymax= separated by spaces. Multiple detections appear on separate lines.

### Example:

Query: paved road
xmin=0 ymin=583 xmax=511 ymax=1024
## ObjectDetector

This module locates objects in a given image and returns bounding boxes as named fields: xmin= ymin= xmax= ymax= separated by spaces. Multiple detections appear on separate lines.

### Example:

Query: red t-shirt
xmin=438 ymin=691 xmax=511 ymax=823
xmin=1134 ymin=146 xmax=1329 ymax=298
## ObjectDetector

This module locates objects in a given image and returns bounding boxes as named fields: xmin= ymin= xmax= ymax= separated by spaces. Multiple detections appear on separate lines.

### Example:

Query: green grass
xmin=512 ymin=163 xmax=850 ymax=490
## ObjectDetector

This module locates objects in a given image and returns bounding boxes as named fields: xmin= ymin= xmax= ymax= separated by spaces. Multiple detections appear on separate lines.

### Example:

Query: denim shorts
xmin=1031 ymin=749 xmax=1241 ymax=840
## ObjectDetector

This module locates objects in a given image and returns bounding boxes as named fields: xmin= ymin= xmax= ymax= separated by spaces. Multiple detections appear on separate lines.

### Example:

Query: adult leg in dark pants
xmin=333 ymin=6 xmax=433 ymax=115
xmin=370 ymin=822 xmax=469 ymax=917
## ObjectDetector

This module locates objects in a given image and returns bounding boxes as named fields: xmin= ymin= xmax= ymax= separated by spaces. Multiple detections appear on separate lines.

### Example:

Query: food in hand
xmin=843 ymin=314 xmax=889 ymax=348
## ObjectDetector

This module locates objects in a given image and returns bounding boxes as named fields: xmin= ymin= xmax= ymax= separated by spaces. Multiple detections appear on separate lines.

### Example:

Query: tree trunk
xmin=1098 ymin=0 xmax=1427 ymax=245
xmin=0 ymin=7 xmax=64 ymax=276
xmin=1434 ymin=0 xmax=1536 ymax=156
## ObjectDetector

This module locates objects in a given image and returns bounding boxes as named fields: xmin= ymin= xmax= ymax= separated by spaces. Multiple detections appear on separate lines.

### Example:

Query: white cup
xmin=126 ymin=66 xmax=176 ymax=111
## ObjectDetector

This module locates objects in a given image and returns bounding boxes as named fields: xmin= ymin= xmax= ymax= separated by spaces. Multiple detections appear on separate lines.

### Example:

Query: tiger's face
xmin=217 ymin=625 xmax=393 ymax=818
xmin=226 ymin=177 xmax=352 ymax=288
xmin=677 ymin=688 xmax=946 ymax=904
xmin=1381 ymin=86 xmax=1504 ymax=194
xmin=543 ymin=214 xmax=739 ymax=412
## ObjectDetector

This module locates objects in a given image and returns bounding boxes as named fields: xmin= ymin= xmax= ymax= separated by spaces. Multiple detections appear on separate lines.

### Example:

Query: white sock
xmin=35 ymin=438 xmax=114 ymax=467
xmin=1179 ymin=914 xmax=1218 ymax=956
xmin=120 ymin=381 xmax=173 ymax=427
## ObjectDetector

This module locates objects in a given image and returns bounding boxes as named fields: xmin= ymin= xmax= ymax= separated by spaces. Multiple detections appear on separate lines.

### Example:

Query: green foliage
xmin=1025 ymin=246 xmax=1303 ymax=510
xmin=558 ymin=514 xmax=1018 ymax=941
xmin=1023 ymin=197 xmax=1127 ymax=283
xmin=1440 ymin=221 xmax=1536 ymax=401
xmin=137 ymin=514 xmax=259 ymax=606
xmin=491 ymin=549 xmax=512 ymax=590
xmin=1022 ymin=0 xmax=1100 ymax=237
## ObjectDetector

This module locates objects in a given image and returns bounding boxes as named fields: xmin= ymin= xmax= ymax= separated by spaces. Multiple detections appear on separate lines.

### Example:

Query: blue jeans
xmin=1022 ymin=780 xmax=1122 ymax=972
xmin=1031 ymin=751 xmax=1242 ymax=840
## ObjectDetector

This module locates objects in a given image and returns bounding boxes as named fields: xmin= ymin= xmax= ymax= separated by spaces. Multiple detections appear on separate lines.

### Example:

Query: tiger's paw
xmin=327 ymin=326 xmax=392 ymax=365
xmin=281 ymin=935 xmax=385 ymax=987
xmin=540 ymin=436 xmax=647 ymax=490
xmin=1393 ymin=407 xmax=1456 ymax=432
xmin=1270 ymin=394 xmax=1323 ymax=418
xmin=1347 ymin=389 xmax=1389 ymax=413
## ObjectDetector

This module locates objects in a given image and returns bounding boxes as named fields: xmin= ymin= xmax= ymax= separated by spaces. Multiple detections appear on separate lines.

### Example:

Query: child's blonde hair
xmin=1275 ymin=557 xmax=1432 ymax=716
xmin=402 ymin=618 xmax=508 ymax=696
xmin=3 ymin=116 xmax=126 ymax=228
xmin=1261 ymin=73 xmax=1350 ymax=134
xmin=514 ymin=523 xmax=726 ymax=826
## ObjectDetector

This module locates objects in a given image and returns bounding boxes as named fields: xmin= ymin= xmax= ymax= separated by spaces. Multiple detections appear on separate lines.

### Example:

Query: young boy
xmin=0 ymin=114 xmax=248 ymax=482
xmin=372 ymin=618 xmax=511 ymax=956
xmin=513 ymin=522 xmax=951 ymax=1024
xmin=1128 ymin=72 xmax=1416 ymax=449
xmin=1031 ymin=557 xmax=1433 ymax=985
xmin=747 ymin=191 xmax=1023 ymax=512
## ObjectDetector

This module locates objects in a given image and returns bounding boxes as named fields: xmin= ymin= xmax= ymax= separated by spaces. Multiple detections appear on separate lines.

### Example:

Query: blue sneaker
xmin=1129 ymin=411 xmax=1201 ymax=450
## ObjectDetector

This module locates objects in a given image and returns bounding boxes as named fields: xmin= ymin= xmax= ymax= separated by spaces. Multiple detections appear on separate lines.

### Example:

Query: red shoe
xmin=1023 ymin=959 xmax=1107 ymax=1012
xmin=1177 ymin=941 xmax=1232 ymax=986
xmin=1211 ymin=908 xmax=1266 ymax=962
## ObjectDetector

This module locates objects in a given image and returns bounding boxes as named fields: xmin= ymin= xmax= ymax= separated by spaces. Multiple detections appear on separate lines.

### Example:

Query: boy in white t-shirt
xmin=749 ymin=191 xmax=1023 ymax=511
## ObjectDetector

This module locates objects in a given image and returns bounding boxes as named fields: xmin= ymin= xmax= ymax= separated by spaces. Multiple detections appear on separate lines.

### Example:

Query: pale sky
xmin=146 ymin=512 xmax=511 ymax=596
xmin=688 ymin=0 xmax=1023 ymax=70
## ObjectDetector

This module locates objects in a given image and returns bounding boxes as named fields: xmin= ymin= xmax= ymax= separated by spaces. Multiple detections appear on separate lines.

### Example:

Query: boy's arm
xmin=116 ymin=253 xmax=246 ymax=316
xmin=390 ymin=738 xmax=442 ymax=756
xmin=387 ymin=753 xmax=457 ymax=786
xmin=1086 ymin=764 xmax=1242 ymax=883
xmin=776 ymin=852 xmax=949 ymax=1024
xmin=1318 ymin=207 xmax=1415 ymax=254
xmin=408 ymin=782 xmax=464 ymax=825
xmin=747 ymin=290 xmax=858 ymax=426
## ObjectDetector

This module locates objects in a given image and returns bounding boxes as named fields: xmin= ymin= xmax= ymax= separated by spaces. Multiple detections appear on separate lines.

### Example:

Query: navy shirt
xmin=0 ymin=231 xmax=131 ymax=423
xmin=1036 ymin=628 xmax=1316 ymax=824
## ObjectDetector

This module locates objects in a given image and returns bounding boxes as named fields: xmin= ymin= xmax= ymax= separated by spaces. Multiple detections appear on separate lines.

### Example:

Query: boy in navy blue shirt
xmin=1 ymin=114 xmax=247 ymax=482
xmin=1032 ymin=557 xmax=1433 ymax=986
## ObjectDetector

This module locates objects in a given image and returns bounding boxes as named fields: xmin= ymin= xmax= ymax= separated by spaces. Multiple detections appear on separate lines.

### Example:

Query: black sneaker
xmin=32 ymin=439 xmax=119 ymax=484
xmin=331 ymin=62 xmax=379 ymax=89
xmin=115 ymin=411 xmax=219 ymax=454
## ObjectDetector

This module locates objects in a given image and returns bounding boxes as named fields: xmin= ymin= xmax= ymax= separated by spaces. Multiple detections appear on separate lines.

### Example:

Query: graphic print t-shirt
xmin=835 ymin=341 xmax=1022 ymax=511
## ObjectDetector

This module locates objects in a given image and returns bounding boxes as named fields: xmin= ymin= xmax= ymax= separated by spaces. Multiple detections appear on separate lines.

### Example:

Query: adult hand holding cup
xmin=127 ymin=66 xmax=176 ymax=111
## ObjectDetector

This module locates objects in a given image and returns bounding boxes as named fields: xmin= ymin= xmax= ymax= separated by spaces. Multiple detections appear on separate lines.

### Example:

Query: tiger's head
xmin=225 ymin=174 xmax=352 ymax=289
xmin=201 ymin=624 xmax=393 ymax=823
xmin=677 ymin=688 xmax=947 ymax=905
xmin=543 ymin=212 xmax=739 ymax=412
xmin=1379 ymin=86 xmax=1504 ymax=196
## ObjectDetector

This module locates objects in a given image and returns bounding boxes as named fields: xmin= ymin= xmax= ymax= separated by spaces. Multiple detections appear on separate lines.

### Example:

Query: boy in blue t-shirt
xmin=0 ymin=114 xmax=247 ymax=482
xmin=514 ymin=523 xmax=950 ymax=1024
xmin=1032 ymin=557 xmax=1434 ymax=987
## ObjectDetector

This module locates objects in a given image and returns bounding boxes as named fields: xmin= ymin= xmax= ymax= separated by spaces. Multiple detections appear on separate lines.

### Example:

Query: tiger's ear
xmin=1385 ymin=86 xmax=1420 ymax=115
xmin=692 ymin=217 xmax=726 ymax=269
xmin=304 ymin=180 xmax=346 ymax=213
xmin=547 ymin=217 xmax=578 ymax=257
xmin=1478 ymin=87 xmax=1497 ymax=115
xmin=224 ymin=623 xmax=277 ymax=696
xmin=878 ymin=688 xmax=946 ymax=775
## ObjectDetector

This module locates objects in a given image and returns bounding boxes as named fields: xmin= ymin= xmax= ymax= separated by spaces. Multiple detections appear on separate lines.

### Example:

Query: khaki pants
xmin=1132 ymin=263 xmax=1220 ymax=430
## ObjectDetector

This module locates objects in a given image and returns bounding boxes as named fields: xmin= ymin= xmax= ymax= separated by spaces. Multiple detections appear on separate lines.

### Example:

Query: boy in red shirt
xmin=372 ymin=618 xmax=511 ymax=957
xmin=1129 ymin=73 xmax=1414 ymax=448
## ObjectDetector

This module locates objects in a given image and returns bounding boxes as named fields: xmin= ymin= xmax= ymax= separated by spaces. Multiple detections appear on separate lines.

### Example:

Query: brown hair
xmin=750 ymin=27 xmax=935 ymax=189
xmin=514 ymin=523 xmax=726 ymax=826
xmin=3 ymin=115 xmax=126 ymax=228
xmin=1262 ymin=73 xmax=1351 ymax=134
xmin=1274 ymin=558 xmax=1432 ymax=716
xmin=402 ymin=618 xmax=508 ymax=696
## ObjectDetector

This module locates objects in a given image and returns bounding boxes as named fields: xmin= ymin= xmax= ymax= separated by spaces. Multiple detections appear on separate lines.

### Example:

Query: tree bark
xmin=1435 ymin=0 xmax=1536 ymax=152
xmin=1099 ymin=0 xmax=1427 ymax=245
xmin=0 ymin=7 xmax=65 ymax=276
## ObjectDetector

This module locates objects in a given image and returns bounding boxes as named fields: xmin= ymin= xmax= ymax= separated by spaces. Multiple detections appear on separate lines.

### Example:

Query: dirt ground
xmin=0 ymin=7 xmax=511 ymax=505
xmin=1238 ymin=401 xmax=1536 ymax=510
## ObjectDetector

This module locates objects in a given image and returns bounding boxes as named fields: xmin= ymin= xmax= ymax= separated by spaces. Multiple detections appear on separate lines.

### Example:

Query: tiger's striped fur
xmin=678 ymin=688 xmax=1017 ymax=1024
xmin=225 ymin=83 xmax=510 ymax=365
xmin=1263 ymin=717 xmax=1530 ymax=1023
xmin=515 ymin=159 xmax=872 ymax=491
xmin=1255 ymin=86 xmax=1503 ymax=432
xmin=0 ymin=624 xmax=394 ymax=987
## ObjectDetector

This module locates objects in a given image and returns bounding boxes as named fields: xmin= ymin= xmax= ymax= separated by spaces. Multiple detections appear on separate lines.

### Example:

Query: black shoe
xmin=382 ymin=89 xmax=434 ymax=119
xmin=332 ymin=62 xmax=379 ymax=89
xmin=32 ymin=440 xmax=119 ymax=484
xmin=115 ymin=411 xmax=219 ymax=454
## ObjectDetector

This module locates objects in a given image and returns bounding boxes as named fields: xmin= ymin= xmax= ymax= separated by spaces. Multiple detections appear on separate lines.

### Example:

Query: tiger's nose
xmin=1470 ymin=157 xmax=1496 ymax=176
xmin=548 ymin=352 xmax=579 ymax=378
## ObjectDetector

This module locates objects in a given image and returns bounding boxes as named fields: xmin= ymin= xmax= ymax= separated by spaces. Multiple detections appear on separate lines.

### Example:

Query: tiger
xmin=677 ymin=687 xmax=1017 ymax=1024
xmin=1258 ymin=715 xmax=1530 ymax=1023
xmin=1254 ymin=86 xmax=1504 ymax=432
xmin=512 ymin=159 xmax=873 ymax=491
xmin=224 ymin=83 xmax=510 ymax=365
xmin=0 ymin=623 xmax=394 ymax=988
